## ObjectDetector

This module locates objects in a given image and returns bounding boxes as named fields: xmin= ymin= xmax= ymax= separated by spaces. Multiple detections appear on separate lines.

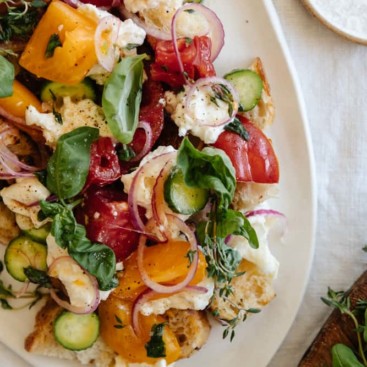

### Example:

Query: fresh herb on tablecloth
xmin=322 ymin=287 xmax=367 ymax=366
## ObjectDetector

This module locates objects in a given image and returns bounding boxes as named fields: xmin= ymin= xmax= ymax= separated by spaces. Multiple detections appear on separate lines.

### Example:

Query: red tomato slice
xmin=150 ymin=36 xmax=216 ymax=88
xmin=76 ymin=186 xmax=139 ymax=262
xmin=213 ymin=116 xmax=280 ymax=183
xmin=85 ymin=137 xmax=121 ymax=189
xmin=129 ymin=79 xmax=165 ymax=158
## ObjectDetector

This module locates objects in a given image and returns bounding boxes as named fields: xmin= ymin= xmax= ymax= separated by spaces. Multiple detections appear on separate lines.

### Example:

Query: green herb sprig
xmin=176 ymin=138 xmax=259 ymax=340
xmin=0 ymin=0 xmax=46 ymax=42
xmin=0 ymin=278 xmax=47 ymax=310
xmin=322 ymin=287 xmax=367 ymax=366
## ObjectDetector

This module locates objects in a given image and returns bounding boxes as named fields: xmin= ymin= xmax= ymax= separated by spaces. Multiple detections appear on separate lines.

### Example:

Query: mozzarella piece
xmin=0 ymin=177 xmax=50 ymax=230
xmin=46 ymin=234 xmax=68 ymax=267
xmin=140 ymin=277 xmax=215 ymax=316
xmin=25 ymin=97 xmax=112 ymax=148
xmin=228 ymin=214 xmax=279 ymax=278
xmin=48 ymin=256 xmax=96 ymax=309
xmin=121 ymin=146 xmax=178 ymax=219
xmin=165 ymin=86 xmax=231 ymax=144
xmin=78 ymin=4 xmax=146 ymax=84
xmin=124 ymin=0 xmax=208 ymax=38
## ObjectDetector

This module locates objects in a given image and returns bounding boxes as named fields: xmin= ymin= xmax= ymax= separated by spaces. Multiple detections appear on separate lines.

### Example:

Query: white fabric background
xmin=1 ymin=0 xmax=367 ymax=366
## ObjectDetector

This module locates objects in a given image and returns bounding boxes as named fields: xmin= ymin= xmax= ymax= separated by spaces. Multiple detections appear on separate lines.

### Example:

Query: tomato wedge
xmin=76 ymin=186 xmax=139 ymax=261
xmin=213 ymin=116 xmax=279 ymax=183
xmin=85 ymin=137 xmax=121 ymax=188
xmin=150 ymin=36 xmax=215 ymax=88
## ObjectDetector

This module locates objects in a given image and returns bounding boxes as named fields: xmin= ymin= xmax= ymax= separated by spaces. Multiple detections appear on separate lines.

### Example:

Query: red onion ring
xmin=151 ymin=159 xmax=175 ymax=233
xmin=246 ymin=209 xmax=288 ymax=243
xmin=185 ymin=76 xmax=239 ymax=127
xmin=128 ymin=151 xmax=176 ymax=231
xmin=0 ymin=106 xmax=45 ymax=144
xmin=245 ymin=209 xmax=285 ymax=218
xmin=0 ymin=134 xmax=38 ymax=179
xmin=137 ymin=214 xmax=199 ymax=295
xmin=119 ymin=5 xmax=172 ymax=41
xmin=48 ymin=257 xmax=100 ymax=314
xmin=129 ymin=121 xmax=153 ymax=163
xmin=172 ymin=3 xmax=224 ymax=63
xmin=131 ymin=284 xmax=208 ymax=336
xmin=95 ymin=15 xmax=121 ymax=72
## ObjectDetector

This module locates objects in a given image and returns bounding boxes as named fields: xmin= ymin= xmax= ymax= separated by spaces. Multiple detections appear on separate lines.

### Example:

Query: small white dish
xmin=303 ymin=0 xmax=367 ymax=45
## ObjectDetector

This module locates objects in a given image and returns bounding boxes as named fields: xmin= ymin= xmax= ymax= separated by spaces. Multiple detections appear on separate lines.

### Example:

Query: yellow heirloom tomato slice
xmin=0 ymin=80 xmax=42 ymax=117
xmin=19 ymin=1 xmax=97 ymax=85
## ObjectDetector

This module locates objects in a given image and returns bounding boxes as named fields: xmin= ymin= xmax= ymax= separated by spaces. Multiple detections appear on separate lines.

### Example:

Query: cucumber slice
xmin=54 ymin=311 xmax=100 ymax=351
xmin=40 ymin=79 xmax=96 ymax=102
xmin=164 ymin=167 xmax=209 ymax=215
xmin=4 ymin=236 xmax=47 ymax=282
xmin=224 ymin=69 xmax=263 ymax=111
xmin=23 ymin=223 xmax=51 ymax=244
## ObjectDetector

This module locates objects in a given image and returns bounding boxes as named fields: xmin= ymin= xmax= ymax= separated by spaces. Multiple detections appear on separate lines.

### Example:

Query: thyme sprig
xmin=214 ymin=304 xmax=261 ymax=341
xmin=0 ymin=278 xmax=47 ymax=310
xmin=321 ymin=287 xmax=367 ymax=366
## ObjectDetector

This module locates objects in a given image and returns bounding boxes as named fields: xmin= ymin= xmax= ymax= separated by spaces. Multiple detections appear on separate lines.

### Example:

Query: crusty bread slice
xmin=25 ymin=298 xmax=117 ymax=367
xmin=0 ymin=201 xmax=20 ymax=246
xmin=25 ymin=298 xmax=211 ymax=366
xmin=210 ymin=260 xmax=276 ymax=321
xmin=164 ymin=309 xmax=211 ymax=358
xmin=243 ymin=57 xmax=275 ymax=130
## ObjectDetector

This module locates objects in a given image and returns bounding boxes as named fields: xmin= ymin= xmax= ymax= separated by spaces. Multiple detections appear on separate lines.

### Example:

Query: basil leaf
xmin=177 ymin=138 xmax=236 ymax=210
xmin=0 ymin=55 xmax=14 ymax=97
xmin=40 ymin=200 xmax=77 ymax=248
xmin=40 ymin=200 xmax=117 ymax=291
xmin=69 ymin=224 xmax=117 ymax=291
xmin=332 ymin=344 xmax=364 ymax=367
xmin=145 ymin=323 xmax=166 ymax=358
xmin=23 ymin=267 xmax=51 ymax=288
xmin=45 ymin=34 xmax=62 ymax=58
xmin=46 ymin=127 xmax=99 ymax=200
xmin=217 ymin=209 xmax=259 ymax=249
xmin=224 ymin=117 xmax=250 ymax=141
xmin=364 ymin=308 xmax=367 ymax=343
xmin=102 ymin=55 xmax=145 ymax=144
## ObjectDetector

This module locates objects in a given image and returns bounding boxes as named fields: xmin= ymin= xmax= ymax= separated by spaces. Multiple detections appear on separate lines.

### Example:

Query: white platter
xmin=0 ymin=0 xmax=316 ymax=366
xmin=303 ymin=0 xmax=367 ymax=45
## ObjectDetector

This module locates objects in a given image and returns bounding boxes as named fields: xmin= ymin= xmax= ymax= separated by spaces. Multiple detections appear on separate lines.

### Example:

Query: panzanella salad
xmin=0 ymin=0 xmax=285 ymax=366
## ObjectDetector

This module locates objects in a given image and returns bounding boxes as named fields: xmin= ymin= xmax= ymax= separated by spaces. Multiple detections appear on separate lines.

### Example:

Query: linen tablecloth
xmin=2 ymin=0 xmax=367 ymax=366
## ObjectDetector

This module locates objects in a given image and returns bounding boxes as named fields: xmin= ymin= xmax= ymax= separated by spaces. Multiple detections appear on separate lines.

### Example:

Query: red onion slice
xmin=246 ymin=209 xmax=288 ymax=243
xmin=151 ymin=159 xmax=175 ymax=233
xmin=137 ymin=214 xmax=199 ymax=295
xmin=129 ymin=121 xmax=153 ymax=163
xmin=185 ymin=76 xmax=239 ymax=127
xmin=171 ymin=3 xmax=224 ymax=65
xmin=128 ymin=151 xmax=176 ymax=231
xmin=95 ymin=15 xmax=121 ymax=72
xmin=48 ymin=257 xmax=100 ymax=314
xmin=0 ymin=131 xmax=39 ymax=179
